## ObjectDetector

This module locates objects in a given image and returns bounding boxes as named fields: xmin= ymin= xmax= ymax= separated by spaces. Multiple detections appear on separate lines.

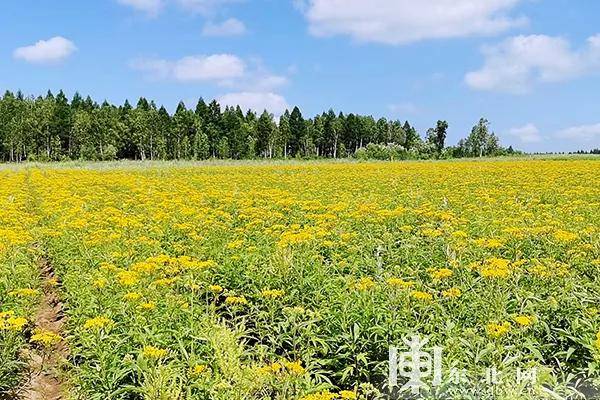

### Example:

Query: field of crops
xmin=1 ymin=159 xmax=599 ymax=400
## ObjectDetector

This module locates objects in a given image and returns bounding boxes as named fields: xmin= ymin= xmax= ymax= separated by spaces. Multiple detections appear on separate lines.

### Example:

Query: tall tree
xmin=278 ymin=110 xmax=291 ymax=158
xmin=467 ymin=118 xmax=490 ymax=157
xmin=403 ymin=121 xmax=421 ymax=150
xmin=289 ymin=106 xmax=306 ymax=157
xmin=256 ymin=110 xmax=276 ymax=158
xmin=426 ymin=120 xmax=448 ymax=155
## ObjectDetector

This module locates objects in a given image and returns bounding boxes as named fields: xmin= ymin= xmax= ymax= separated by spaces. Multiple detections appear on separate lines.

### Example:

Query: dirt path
xmin=19 ymin=254 xmax=68 ymax=400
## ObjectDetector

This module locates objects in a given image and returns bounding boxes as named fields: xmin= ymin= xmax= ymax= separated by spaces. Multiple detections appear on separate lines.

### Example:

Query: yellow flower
xmin=421 ymin=228 xmax=443 ymax=238
xmin=486 ymin=322 xmax=511 ymax=338
xmin=99 ymin=262 xmax=117 ymax=272
xmin=513 ymin=315 xmax=535 ymax=327
xmin=191 ymin=364 xmax=207 ymax=376
xmin=8 ymin=288 xmax=39 ymax=297
xmin=118 ymin=271 xmax=139 ymax=286
xmin=31 ymin=329 xmax=62 ymax=346
xmin=355 ymin=277 xmax=376 ymax=291
xmin=2 ymin=316 xmax=28 ymax=331
xmin=257 ymin=361 xmax=285 ymax=375
xmin=480 ymin=258 xmax=511 ymax=279
xmin=451 ymin=230 xmax=468 ymax=239
xmin=299 ymin=391 xmax=336 ymax=400
xmin=269 ymin=362 xmax=283 ymax=373
xmin=152 ymin=278 xmax=177 ymax=287
xmin=475 ymin=238 xmax=504 ymax=249
xmin=553 ymin=230 xmax=578 ymax=242
xmin=400 ymin=225 xmax=413 ymax=233
xmin=411 ymin=291 xmax=433 ymax=301
xmin=225 ymin=296 xmax=248 ymax=305
xmin=430 ymin=268 xmax=453 ymax=280
xmin=340 ymin=391 xmax=357 ymax=400
xmin=227 ymin=240 xmax=244 ymax=249
xmin=441 ymin=287 xmax=462 ymax=298
xmin=92 ymin=278 xmax=108 ymax=288
xmin=142 ymin=346 xmax=168 ymax=359
xmin=138 ymin=302 xmax=157 ymax=310
xmin=283 ymin=360 xmax=305 ymax=375
xmin=83 ymin=316 xmax=113 ymax=330
xmin=595 ymin=331 xmax=600 ymax=350
xmin=0 ymin=311 xmax=15 ymax=319
xmin=262 ymin=289 xmax=285 ymax=299
xmin=124 ymin=292 xmax=142 ymax=301
xmin=209 ymin=284 xmax=224 ymax=294
xmin=386 ymin=278 xmax=415 ymax=289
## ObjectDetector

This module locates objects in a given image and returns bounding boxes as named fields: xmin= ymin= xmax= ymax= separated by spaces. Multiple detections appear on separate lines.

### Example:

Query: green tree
xmin=426 ymin=120 xmax=448 ymax=156
xmin=53 ymin=90 xmax=73 ymax=158
xmin=278 ymin=110 xmax=291 ymax=158
xmin=403 ymin=121 xmax=421 ymax=150
xmin=467 ymin=118 xmax=490 ymax=157
xmin=289 ymin=106 xmax=306 ymax=157
xmin=256 ymin=110 xmax=275 ymax=158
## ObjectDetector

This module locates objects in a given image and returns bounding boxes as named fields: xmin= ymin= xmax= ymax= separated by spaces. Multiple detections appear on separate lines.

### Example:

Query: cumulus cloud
xmin=555 ymin=123 xmax=600 ymax=142
xmin=466 ymin=34 xmax=600 ymax=93
xmin=300 ymin=0 xmax=526 ymax=45
xmin=232 ymin=58 xmax=289 ymax=91
xmin=202 ymin=18 xmax=247 ymax=36
xmin=131 ymin=54 xmax=291 ymax=115
xmin=117 ymin=0 xmax=163 ymax=15
xmin=131 ymin=54 xmax=246 ymax=83
xmin=131 ymin=54 xmax=289 ymax=93
xmin=218 ymin=92 xmax=289 ymax=116
xmin=173 ymin=55 xmax=245 ymax=81
xmin=507 ymin=123 xmax=543 ymax=143
xmin=13 ymin=36 xmax=77 ymax=64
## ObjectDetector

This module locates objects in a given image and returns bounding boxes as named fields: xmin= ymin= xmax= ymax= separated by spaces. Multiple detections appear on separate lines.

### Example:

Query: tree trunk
xmin=333 ymin=136 xmax=338 ymax=158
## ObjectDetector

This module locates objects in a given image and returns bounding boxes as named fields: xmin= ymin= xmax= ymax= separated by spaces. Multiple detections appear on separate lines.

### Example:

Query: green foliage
xmin=0 ymin=91 xmax=518 ymax=163
xmin=354 ymin=143 xmax=410 ymax=161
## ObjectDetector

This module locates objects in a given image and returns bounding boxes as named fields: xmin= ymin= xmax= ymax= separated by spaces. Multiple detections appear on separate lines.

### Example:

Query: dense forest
xmin=0 ymin=90 xmax=514 ymax=162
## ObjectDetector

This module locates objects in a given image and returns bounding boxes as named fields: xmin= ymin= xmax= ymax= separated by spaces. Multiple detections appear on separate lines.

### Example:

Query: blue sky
xmin=1 ymin=0 xmax=600 ymax=152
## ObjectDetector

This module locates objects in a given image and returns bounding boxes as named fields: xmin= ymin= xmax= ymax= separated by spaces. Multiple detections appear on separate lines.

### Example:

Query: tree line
xmin=0 ymin=90 xmax=515 ymax=162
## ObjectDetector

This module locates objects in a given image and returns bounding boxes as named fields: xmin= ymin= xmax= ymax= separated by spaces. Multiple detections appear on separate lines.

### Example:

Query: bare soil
xmin=19 ymin=257 xmax=68 ymax=400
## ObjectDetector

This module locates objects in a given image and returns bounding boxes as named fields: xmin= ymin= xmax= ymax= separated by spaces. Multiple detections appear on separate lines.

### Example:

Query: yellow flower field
xmin=1 ymin=159 xmax=599 ymax=399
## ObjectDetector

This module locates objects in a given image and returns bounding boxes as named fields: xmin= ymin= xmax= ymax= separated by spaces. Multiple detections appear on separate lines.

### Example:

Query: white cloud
xmin=248 ymin=74 xmax=288 ymax=91
xmin=131 ymin=55 xmax=291 ymax=115
xmin=507 ymin=123 xmax=543 ymax=143
xmin=129 ymin=58 xmax=171 ymax=80
xmin=117 ymin=0 xmax=163 ymax=15
xmin=117 ymin=0 xmax=241 ymax=15
xmin=466 ymin=34 xmax=600 ymax=93
xmin=202 ymin=18 xmax=247 ymax=37
xmin=388 ymin=102 xmax=419 ymax=115
xmin=555 ymin=123 xmax=600 ymax=142
xmin=218 ymin=92 xmax=289 ymax=116
xmin=13 ymin=36 xmax=77 ymax=64
xmin=131 ymin=54 xmax=246 ymax=83
xmin=176 ymin=0 xmax=243 ymax=15
xmin=174 ymin=55 xmax=245 ymax=81
xmin=300 ymin=0 xmax=526 ymax=45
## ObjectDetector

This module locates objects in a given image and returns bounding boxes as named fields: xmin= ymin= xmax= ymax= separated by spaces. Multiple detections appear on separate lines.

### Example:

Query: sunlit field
xmin=1 ymin=159 xmax=599 ymax=399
